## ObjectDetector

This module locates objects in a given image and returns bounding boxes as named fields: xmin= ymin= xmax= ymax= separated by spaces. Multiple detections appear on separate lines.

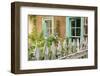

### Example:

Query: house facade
xmin=28 ymin=15 xmax=88 ymax=43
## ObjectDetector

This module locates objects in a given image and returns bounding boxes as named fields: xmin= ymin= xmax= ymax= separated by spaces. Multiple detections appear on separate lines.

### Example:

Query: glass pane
xmin=70 ymin=18 xmax=75 ymax=27
xmin=71 ymin=20 xmax=75 ymax=27
xmin=76 ymin=28 xmax=80 ymax=36
xmin=76 ymin=18 xmax=81 ymax=27
xmin=71 ymin=28 xmax=75 ymax=36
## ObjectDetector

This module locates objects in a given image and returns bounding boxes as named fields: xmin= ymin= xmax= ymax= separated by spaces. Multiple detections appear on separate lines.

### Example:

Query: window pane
xmin=71 ymin=28 xmax=75 ymax=36
xmin=76 ymin=28 xmax=80 ymax=36
xmin=71 ymin=20 xmax=75 ymax=27
xmin=70 ymin=18 xmax=75 ymax=27
xmin=76 ymin=18 xmax=81 ymax=27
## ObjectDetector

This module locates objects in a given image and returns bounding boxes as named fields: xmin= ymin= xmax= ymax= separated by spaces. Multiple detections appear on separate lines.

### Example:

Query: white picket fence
xmin=33 ymin=38 xmax=88 ymax=60
xmin=58 ymin=50 xmax=88 ymax=59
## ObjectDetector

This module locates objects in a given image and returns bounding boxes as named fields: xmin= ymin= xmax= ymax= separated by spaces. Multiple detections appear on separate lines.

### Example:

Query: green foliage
xmin=28 ymin=25 xmax=45 ymax=60
xmin=28 ymin=24 xmax=71 ymax=60
xmin=46 ymin=35 xmax=58 ymax=47
xmin=29 ymin=15 xmax=37 ymax=25
xmin=28 ymin=26 xmax=59 ymax=60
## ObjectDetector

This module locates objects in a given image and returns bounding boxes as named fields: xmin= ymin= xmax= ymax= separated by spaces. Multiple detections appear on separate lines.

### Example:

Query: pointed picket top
xmin=57 ymin=41 xmax=62 ymax=51
xmin=80 ymin=38 xmax=84 ymax=50
xmin=44 ymin=46 xmax=49 ymax=60
xmin=34 ymin=47 xmax=40 ymax=60
xmin=51 ymin=42 xmax=57 ymax=59
xmin=80 ymin=37 xmax=88 ymax=51
xmin=45 ymin=46 xmax=49 ymax=55
xmin=57 ymin=41 xmax=62 ymax=58
xmin=72 ymin=39 xmax=75 ymax=46
xmin=72 ymin=39 xmax=76 ymax=52
xmin=76 ymin=39 xmax=80 ymax=52
xmin=43 ymin=41 xmax=49 ymax=60
xmin=34 ymin=41 xmax=40 ymax=60
xmin=67 ymin=39 xmax=72 ymax=54
xmin=51 ymin=42 xmax=56 ymax=53
xmin=63 ymin=39 xmax=67 ymax=50
xmin=86 ymin=37 xmax=88 ymax=49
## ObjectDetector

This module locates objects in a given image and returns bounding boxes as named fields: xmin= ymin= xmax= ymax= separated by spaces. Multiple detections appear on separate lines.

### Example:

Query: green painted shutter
xmin=66 ymin=17 xmax=71 ymax=42
xmin=66 ymin=17 xmax=71 ymax=37
xmin=42 ymin=19 xmax=47 ymax=37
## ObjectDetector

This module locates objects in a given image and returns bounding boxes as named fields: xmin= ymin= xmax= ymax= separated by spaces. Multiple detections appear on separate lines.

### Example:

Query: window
xmin=45 ymin=20 xmax=52 ymax=36
xmin=42 ymin=16 xmax=54 ymax=37
xmin=70 ymin=17 xmax=81 ymax=42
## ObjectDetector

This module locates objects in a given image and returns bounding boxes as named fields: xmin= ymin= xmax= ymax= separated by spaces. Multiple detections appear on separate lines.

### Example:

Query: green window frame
xmin=66 ymin=17 xmax=84 ymax=43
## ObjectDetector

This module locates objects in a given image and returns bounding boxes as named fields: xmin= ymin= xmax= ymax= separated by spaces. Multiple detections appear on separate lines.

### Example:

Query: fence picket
xmin=72 ymin=39 xmax=76 ymax=53
xmin=57 ymin=41 xmax=62 ymax=58
xmin=34 ymin=47 xmax=40 ymax=60
xmin=32 ymin=37 xmax=87 ymax=60
xmin=63 ymin=39 xmax=67 ymax=56
xmin=51 ymin=42 xmax=57 ymax=59
xmin=76 ymin=39 xmax=80 ymax=52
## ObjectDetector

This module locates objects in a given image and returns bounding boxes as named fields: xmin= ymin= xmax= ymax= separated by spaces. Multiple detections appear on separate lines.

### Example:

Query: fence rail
xmin=58 ymin=50 xmax=88 ymax=59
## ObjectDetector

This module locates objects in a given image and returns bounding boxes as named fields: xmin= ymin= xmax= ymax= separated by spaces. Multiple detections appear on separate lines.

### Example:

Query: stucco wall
xmin=37 ymin=16 xmax=42 ymax=33
xmin=54 ymin=16 xmax=66 ymax=39
xmin=28 ymin=15 xmax=42 ymax=34
xmin=28 ymin=15 xmax=66 ymax=39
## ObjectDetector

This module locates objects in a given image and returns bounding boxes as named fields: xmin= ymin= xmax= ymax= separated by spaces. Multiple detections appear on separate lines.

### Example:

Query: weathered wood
xmin=33 ymin=37 xmax=88 ymax=60
xmin=44 ymin=42 xmax=49 ymax=60
xmin=76 ymin=39 xmax=80 ymax=52
xmin=58 ymin=50 xmax=88 ymax=59
xmin=34 ymin=41 xmax=40 ymax=60
xmin=34 ymin=47 xmax=40 ymax=60
xmin=57 ymin=41 xmax=62 ymax=58
xmin=50 ymin=42 xmax=57 ymax=59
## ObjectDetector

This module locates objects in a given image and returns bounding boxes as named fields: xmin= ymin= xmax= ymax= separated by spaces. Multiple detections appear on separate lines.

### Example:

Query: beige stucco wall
xmin=36 ymin=16 xmax=42 ymax=33
xmin=28 ymin=15 xmax=66 ymax=39
xmin=28 ymin=15 xmax=34 ymax=34
xmin=28 ymin=15 xmax=42 ymax=34
xmin=54 ymin=16 xmax=66 ymax=39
